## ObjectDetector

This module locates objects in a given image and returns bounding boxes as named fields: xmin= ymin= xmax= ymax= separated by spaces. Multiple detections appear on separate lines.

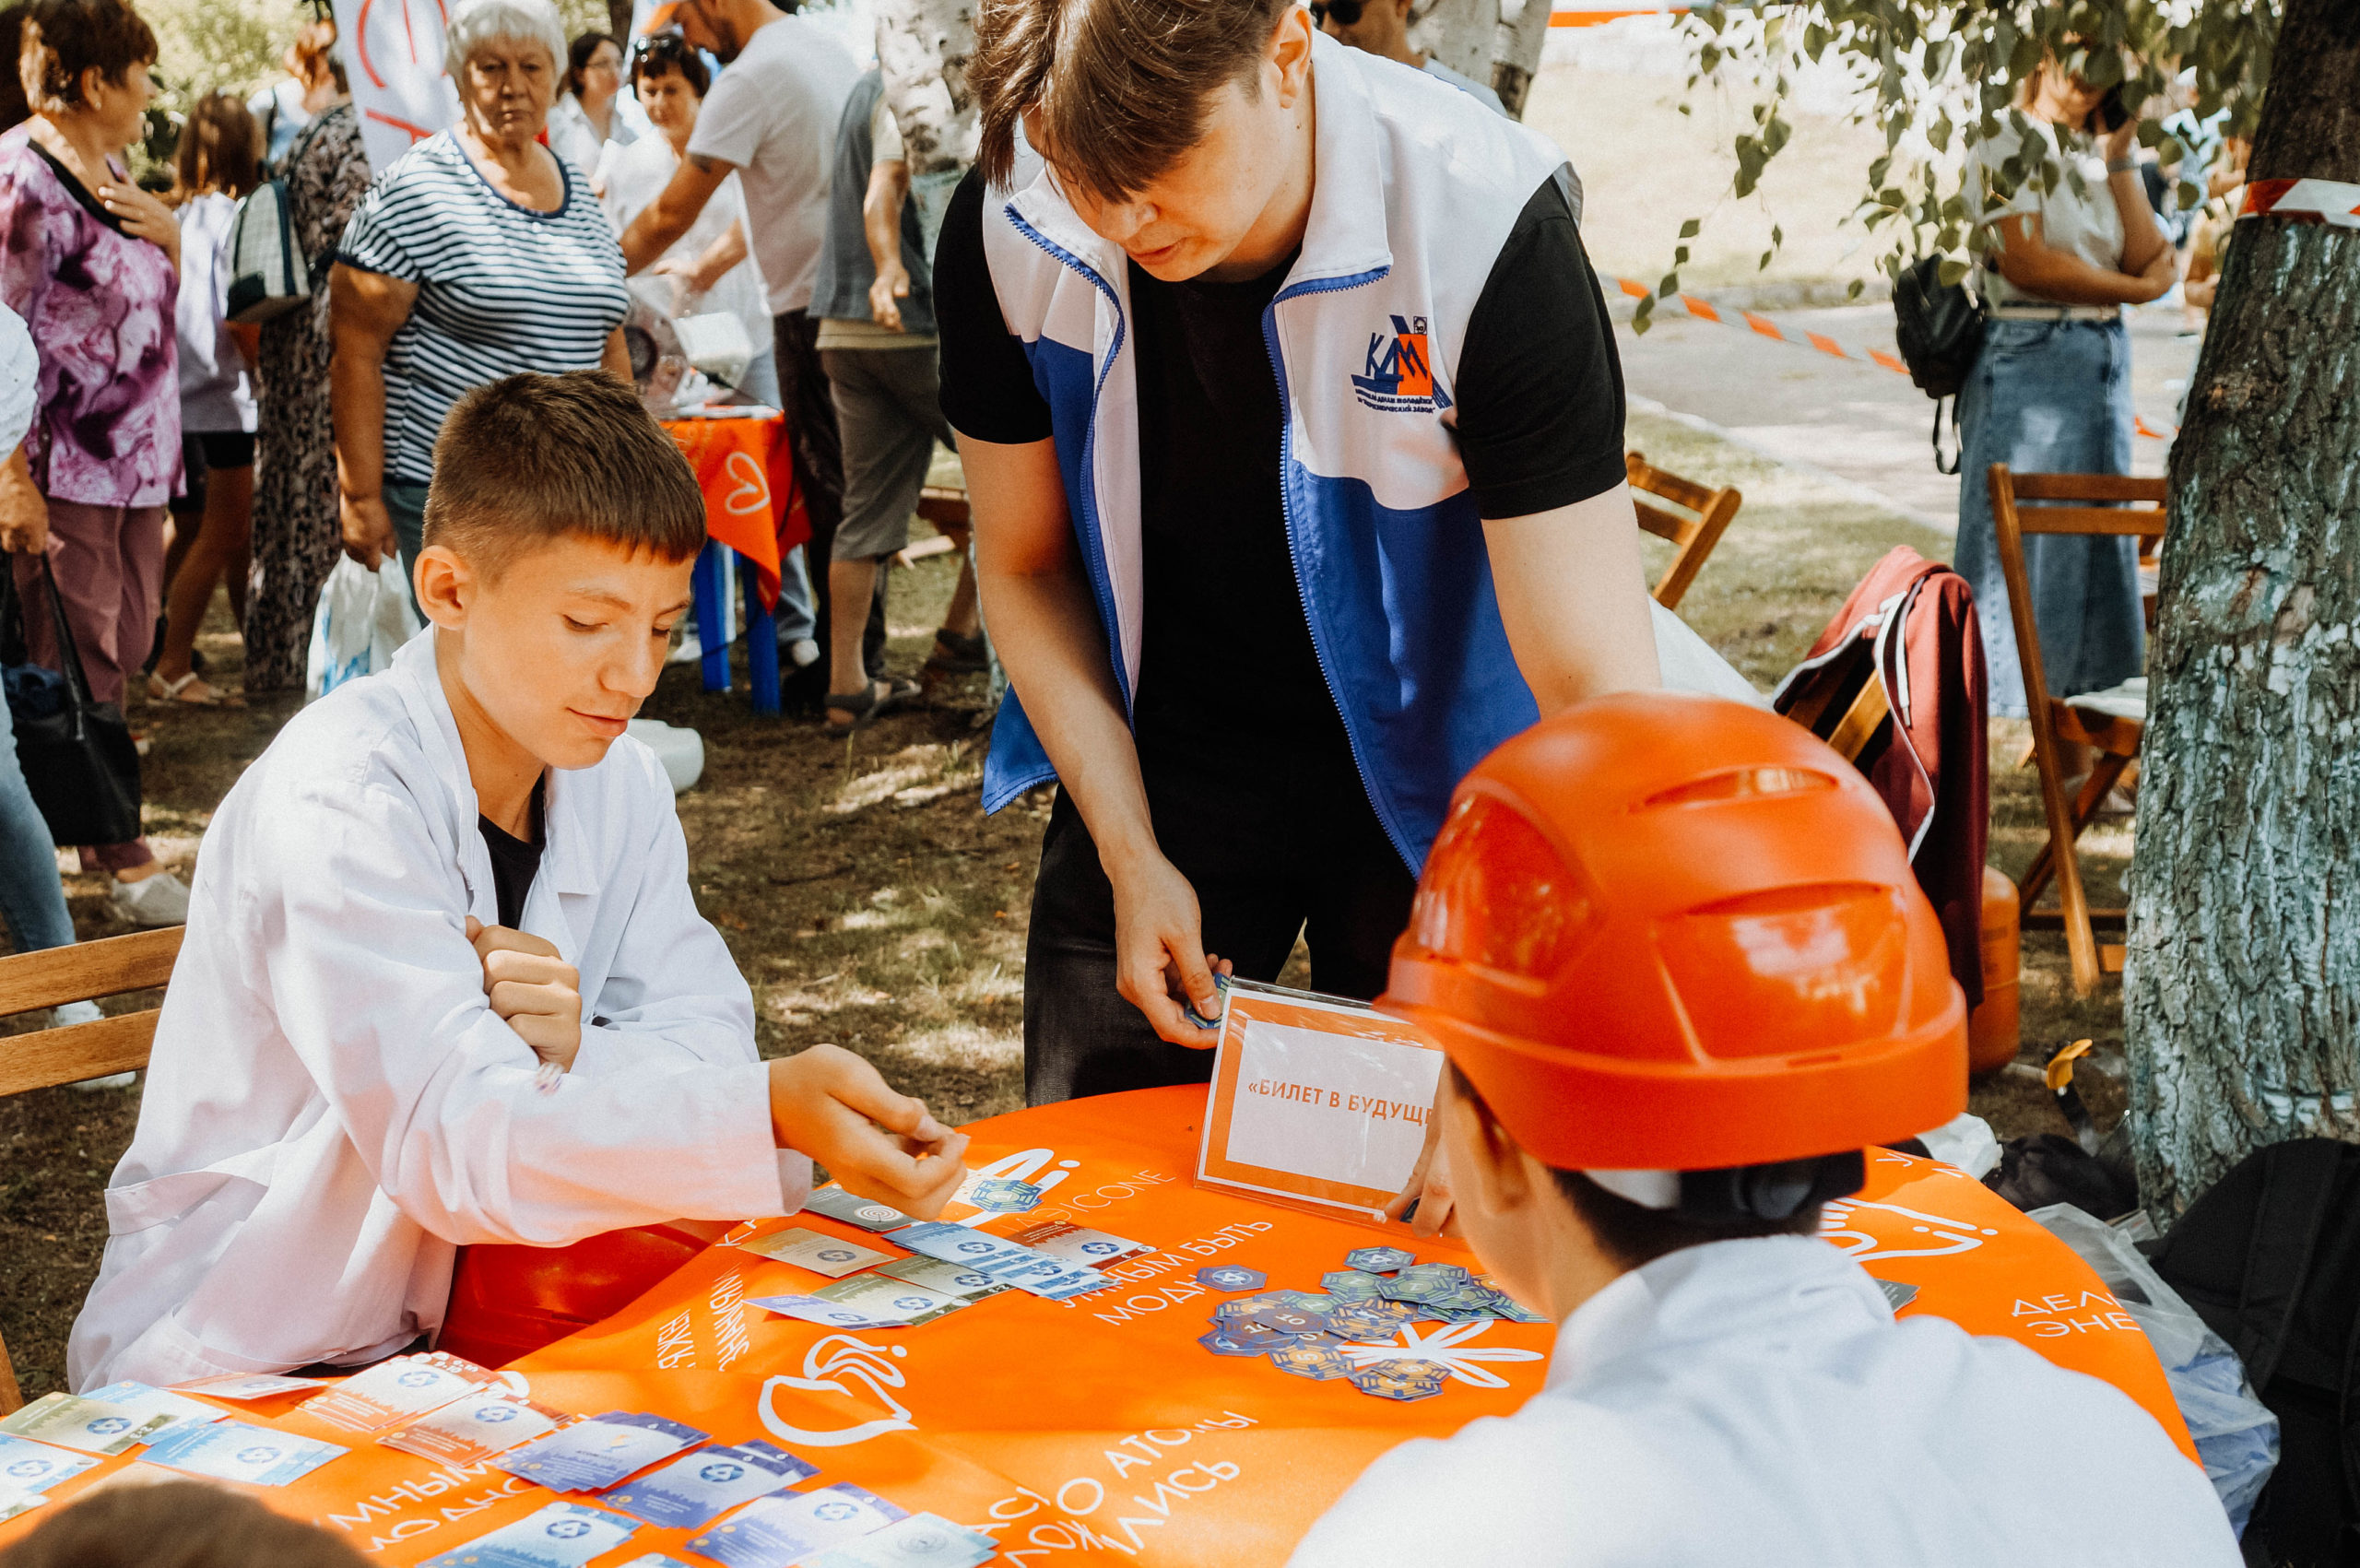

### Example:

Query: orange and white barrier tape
xmin=2241 ymin=178 xmax=2360 ymax=229
xmin=1610 ymin=277 xmax=2175 ymax=440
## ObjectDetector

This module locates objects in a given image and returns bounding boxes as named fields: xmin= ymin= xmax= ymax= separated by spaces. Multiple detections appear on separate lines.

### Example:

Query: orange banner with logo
xmin=663 ymin=415 xmax=808 ymax=610
xmin=0 ymin=1088 xmax=2192 ymax=1564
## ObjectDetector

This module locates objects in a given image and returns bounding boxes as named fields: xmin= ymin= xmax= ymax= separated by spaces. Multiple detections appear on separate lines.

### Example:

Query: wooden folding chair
xmin=1627 ymin=452 xmax=1742 ymax=612
xmin=0 ymin=925 xmax=183 ymax=1413
xmin=1988 ymin=466 xmax=2165 ymax=996
xmin=893 ymin=485 xmax=973 ymax=569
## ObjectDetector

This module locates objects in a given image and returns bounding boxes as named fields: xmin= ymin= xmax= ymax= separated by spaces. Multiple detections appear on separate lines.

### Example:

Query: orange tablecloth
xmin=0 ymin=1090 xmax=2192 ymax=1563
xmin=663 ymin=414 xmax=808 ymax=608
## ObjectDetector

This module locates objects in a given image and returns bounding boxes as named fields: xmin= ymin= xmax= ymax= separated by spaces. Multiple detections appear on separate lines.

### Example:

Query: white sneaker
xmin=43 ymin=999 xmax=135 ymax=1089
xmin=788 ymin=638 xmax=820 ymax=668
xmin=666 ymin=631 xmax=704 ymax=666
xmin=109 ymin=869 xmax=190 ymax=927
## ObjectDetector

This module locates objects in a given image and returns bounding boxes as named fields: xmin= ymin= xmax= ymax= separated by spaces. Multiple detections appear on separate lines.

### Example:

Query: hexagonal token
xmin=1276 ymin=1291 xmax=1341 ymax=1314
xmin=1347 ymin=1366 xmax=1445 ymax=1401
xmin=1321 ymin=1269 xmax=1386 ymax=1301
xmin=1195 ymin=1264 xmax=1268 ymax=1292
xmin=1380 ymin=1357 xmax=1455 ymax=1384
xmin=1345 ymin=1246 xmax=1416 ymax=1273
xmin=1215 ymin=1291 xmax=1291 ymax=1319
xmin=1328 ymin=1302 xmax=1416 ymax=1340
xmin=1269 ymin=1342 xmax=1351 ymax=1381
xmin=1198 ymin=1329 xmax=1271 ymax=1358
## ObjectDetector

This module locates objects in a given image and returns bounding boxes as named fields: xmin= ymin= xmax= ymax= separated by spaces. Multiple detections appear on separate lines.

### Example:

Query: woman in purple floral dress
xmin=0 ymin=0 xmax=189 ymax=926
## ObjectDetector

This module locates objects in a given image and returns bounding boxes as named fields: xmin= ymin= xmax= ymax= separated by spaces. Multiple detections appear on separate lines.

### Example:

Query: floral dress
xmin=244 ymin=101 xmax=372 ymax=693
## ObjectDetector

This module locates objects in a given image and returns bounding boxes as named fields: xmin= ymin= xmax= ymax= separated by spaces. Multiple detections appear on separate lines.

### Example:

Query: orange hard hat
xmin=1379 ymin=691 xmax=1965 ymax=1174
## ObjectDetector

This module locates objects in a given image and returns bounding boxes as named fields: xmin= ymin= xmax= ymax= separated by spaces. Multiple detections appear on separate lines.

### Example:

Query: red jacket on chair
xmin=1774 ymin=547 xmax=1991 ymax=1005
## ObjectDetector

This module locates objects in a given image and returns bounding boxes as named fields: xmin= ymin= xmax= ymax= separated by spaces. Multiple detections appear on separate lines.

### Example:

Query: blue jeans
xmin=1952 ymin=316 xmax=2145 ymax=718
xmin=0 ymin=697 xmax=78 ymax=957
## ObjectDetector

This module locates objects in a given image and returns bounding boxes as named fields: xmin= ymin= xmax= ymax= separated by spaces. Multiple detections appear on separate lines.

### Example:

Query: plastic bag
xmin=2029 ymin=1203 xmax=2280 ymax=1537
xmin=306 ymin=557 xmax=422 ymax=701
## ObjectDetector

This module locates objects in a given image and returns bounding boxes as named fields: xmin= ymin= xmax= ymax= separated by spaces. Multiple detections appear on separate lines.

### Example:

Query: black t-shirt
xmin=478 ymin=780 xmax=546 ymax=929
xmin=936 ymin=169 xmax=1626 ymax=747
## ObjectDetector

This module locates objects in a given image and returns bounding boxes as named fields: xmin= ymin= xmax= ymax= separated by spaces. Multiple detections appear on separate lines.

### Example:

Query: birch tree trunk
xmin=2123 ymin=0 xmax=2360 ymax=1218
xmin=1410 ymin=0 xmax=1553 ymax=117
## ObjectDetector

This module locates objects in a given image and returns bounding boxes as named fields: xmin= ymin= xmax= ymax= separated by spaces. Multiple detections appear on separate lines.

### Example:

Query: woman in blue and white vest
xmin=936 ymin=0 xmax=1659 ymax=1180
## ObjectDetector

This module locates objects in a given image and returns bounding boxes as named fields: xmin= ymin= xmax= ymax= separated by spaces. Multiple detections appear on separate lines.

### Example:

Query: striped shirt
xmin=337 ymin=133 xmax=628 ymax=485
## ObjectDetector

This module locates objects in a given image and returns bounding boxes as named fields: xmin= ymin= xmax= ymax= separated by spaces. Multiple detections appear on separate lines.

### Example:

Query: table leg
xmin=692 ymin=541 xmax=730 ymax=693
xmin=741 ymin=550 xmax=780 ymax=716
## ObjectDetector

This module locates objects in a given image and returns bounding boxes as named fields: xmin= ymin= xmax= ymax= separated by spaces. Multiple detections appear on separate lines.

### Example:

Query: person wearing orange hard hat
xmin=1287 ymin=693 xmax=2238 ymax=1568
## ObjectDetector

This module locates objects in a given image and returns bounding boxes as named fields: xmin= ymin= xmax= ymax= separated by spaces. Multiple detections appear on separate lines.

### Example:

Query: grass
xmin=0 ymin=415 xmax=2130 ymax=1398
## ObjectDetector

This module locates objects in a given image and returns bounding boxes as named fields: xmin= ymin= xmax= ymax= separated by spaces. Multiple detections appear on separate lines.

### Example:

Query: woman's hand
xmin=340 ymin=489 xmax=395 ymax=570
xmin=1385 ymin=1115 xmax=1460 ymax=1240
xmin=2129 ymin=243 xmax=2179 ymax=304
xmin=100 ymin=180 xmax=180 ymax=271
xmin=2102 ymin=116 xmax=2141 ymax=167
xmin=0 ymin=449 xmax=48 ymax=555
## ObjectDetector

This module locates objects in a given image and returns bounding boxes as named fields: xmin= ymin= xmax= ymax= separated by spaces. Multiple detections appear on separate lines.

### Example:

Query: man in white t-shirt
xmin=1310 ymin=0 xmax=1506 ymax=113
xmin=621 ymin=0 xmax=861 ymax=709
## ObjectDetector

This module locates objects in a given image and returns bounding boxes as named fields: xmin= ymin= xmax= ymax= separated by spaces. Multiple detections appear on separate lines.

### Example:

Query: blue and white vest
xmin=978 ymin=34 xmax=1575 ymax=870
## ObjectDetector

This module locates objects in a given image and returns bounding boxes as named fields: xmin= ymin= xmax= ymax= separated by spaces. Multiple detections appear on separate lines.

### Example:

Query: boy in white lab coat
xmin=1289 ymin=696 xmax=2239 ymax=1567
xmin=69 ymin=371 xmax=968 ymax=1390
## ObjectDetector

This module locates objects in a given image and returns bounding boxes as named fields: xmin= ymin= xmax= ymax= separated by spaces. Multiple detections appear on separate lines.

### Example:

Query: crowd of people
xmin=0 ymin=0 xmax=2267 ymax=1560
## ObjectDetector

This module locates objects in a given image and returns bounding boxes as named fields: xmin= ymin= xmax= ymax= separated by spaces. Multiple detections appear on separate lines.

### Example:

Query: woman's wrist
xmin=2106 ymin=156 xmax=2138 ymax=175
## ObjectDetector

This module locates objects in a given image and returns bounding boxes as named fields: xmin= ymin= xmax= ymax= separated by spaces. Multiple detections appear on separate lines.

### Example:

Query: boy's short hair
xmin=1446 ymin=1062 xmax=1823 ymax=1272
xmin=0 ymin=1480 xmax=372 ymax=1568
xmin=424 ymin=371 xmax=707 ymax=574
xmin=973 ymin=0 xmax=1292 ymax=202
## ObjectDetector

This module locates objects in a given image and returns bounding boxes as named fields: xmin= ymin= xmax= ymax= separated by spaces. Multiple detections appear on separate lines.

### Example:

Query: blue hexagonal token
xmin=1196 ymin=1264 xmax=1268 ymax=1292
xmin=1269 ymin=1342 xmax=1351 ymax=1381
xmin=1198 ymin=1329 xmax=1271 ymax=1358
xmin=1345 ymin=1246 xmax=1416 ymax=1273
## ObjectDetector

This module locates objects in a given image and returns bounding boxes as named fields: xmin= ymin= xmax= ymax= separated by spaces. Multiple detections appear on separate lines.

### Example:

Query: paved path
xmin=1612 ymin=301 xmax=2204 ymax=532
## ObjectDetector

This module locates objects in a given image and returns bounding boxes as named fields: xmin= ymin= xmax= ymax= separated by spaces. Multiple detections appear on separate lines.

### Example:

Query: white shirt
xmin=548 ymin=92 xmax=641 ymax=195
xmin=0 ymin=301 xmax=34 ymax=454
xmin=68 ymin=633 xmax=808 ymax=1391
xmin=687 ymin=15 xmax=861 ymax=315
xmin=1421 ymin=56 xmax=1507 ymax=116
xmin=172 ymin=192 xmax=256 ymax=434
xmin=602 ymin=133 xmax=773 ymax=352
xmin=1971 ymin=119 xmax=2127 ymax=306
xmin=1289 ymin=1237 xmax=2240 ymax=1568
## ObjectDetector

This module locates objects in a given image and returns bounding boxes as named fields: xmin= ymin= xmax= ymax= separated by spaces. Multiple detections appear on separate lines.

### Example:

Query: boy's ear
xmin=413 ymin=544 xmax=474 ymax=631
xmin=1446 ymin=1070 xmax=1540 ymax=1220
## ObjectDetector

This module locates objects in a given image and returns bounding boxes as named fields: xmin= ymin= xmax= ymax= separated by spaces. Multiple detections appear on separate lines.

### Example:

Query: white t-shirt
xmin=1288 ymin=1237 xmax=2240 ymax=1568
xmin=601 ymin=135 xmax=772 ymax=353
xmin=0 ymin=301 xmax=34 ymax=455
xmin=1971 ymin=118 xmax=2126 ymax=306
xmin=686 ymin=16 xmax=862 ymax=316
xmin=173 ymin=192 xmax=256 ymax=433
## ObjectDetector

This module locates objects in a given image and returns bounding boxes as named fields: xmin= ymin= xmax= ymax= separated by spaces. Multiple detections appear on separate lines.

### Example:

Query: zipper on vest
xmin=1261 ymin=272 xmax=1420 ymax=872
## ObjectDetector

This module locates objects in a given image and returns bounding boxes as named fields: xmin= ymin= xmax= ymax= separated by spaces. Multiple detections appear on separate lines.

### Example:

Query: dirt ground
xmin=0 ymin=412 xmax=2127 ymax=1397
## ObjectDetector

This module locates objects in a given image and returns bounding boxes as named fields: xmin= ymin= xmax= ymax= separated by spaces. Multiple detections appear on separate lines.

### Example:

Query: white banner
xmin=331 ymin=0 xmax=462 ymax=173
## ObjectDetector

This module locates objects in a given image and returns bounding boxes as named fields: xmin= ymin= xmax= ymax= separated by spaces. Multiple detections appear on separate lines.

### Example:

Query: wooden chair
xmin=893 ymin=485 xmax=972 ymax=569
xmin=0 ymin=925 xmax=184 ymax=1413
xmin=1988 ymin=467 xmax=2166 ymax=996
xmin=1628 ymin=452 xmax=1742 ymax=612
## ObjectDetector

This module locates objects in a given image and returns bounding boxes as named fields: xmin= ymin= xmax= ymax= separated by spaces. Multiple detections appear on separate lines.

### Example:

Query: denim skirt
xmin=1951 ymin=316 xmax=2145 ymax=718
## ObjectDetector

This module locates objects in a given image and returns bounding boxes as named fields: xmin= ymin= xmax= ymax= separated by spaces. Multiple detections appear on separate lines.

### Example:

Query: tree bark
xmin=1410 ymin=0 xmax=1553 ymax=118
xmin=2124 ymin=0 xmax=2360 ymax=1217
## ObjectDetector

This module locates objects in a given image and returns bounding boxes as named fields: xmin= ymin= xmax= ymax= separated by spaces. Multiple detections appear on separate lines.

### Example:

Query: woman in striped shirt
xmin=329 ymin=0 xmax=631 ymax=602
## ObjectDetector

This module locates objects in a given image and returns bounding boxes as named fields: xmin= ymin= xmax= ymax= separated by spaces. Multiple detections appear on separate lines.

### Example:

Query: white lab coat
xmin=68 ymin=634 xmax=807 ymax=1390
xmin=1288 ymin=1236 xmax=2241 ymax=1568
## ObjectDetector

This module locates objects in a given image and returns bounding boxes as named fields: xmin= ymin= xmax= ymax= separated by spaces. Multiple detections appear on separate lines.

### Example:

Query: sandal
xmin=825 ymin=678 xmax=910 ymax=733
xmin=148 ymin=670 xmax=242 ymax=707
xmin=925 ymin=630 xmax=988 ymax=677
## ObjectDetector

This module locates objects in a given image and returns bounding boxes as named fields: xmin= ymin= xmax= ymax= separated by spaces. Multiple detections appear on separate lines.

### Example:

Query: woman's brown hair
xmin=174 ymin=90 xmax=260 ymax=199
xmin=293 ymin=16 xmax=347 ymax=94
xmin=972 ymin=0 xmax=1291 ymax=202
xmin=18 ymin=0 xmax=155 ymax=115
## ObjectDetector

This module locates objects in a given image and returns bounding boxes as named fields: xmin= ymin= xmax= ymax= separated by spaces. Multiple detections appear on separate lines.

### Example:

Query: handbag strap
xmin=34 ymin=554 xmax=100 ymax=713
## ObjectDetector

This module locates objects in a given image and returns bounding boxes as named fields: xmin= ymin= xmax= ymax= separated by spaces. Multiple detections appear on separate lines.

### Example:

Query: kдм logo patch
xmin=1352 ymin=314 xmax=1453 ymax=413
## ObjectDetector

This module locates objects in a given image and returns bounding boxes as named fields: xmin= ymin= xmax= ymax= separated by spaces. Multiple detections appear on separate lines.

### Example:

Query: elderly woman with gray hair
xmin=329 ymin=0 xmax=631 ymax=593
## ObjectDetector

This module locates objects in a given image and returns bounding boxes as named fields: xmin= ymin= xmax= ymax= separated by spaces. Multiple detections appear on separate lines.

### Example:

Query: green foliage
xmin=1640 ymin=0 xmax=2278 ymax=314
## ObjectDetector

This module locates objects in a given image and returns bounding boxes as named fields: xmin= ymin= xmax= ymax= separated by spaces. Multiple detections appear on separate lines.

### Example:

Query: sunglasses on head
xmin=1310 ymin=1 xmax=1367 ymax=24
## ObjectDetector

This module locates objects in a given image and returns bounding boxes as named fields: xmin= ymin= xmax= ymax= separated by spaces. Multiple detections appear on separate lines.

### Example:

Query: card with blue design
xmin=600 ymin=1440 xmax=817 ymax=1529
xmin=0 ymin=1482 xmax=43 ymax=1524
xmin=685 ymin=1483 xmax=907 ymax=1568
xmin=381 ymin=1391 xmax=571 ymax=1467
xmin=139 ymin=1418 xmax=348 ymax=1485
xmin=0 ymin=1434 xmax=98 ymax=1492
xmin=733 ymin=1227 xmax=897 ymax=1279
xmin=801 ymin=1186 xmax=917 ymax=1233
xmin=299 ymin=1351 xmax=502 ymax=1433
xmin=875 ymin=1256 xmax=1008 ymax=1299
xmin=801 ymin=1513 xmax=998 ymax=1568
xmin=749 ymin=1292 xmax=908 ymax=1330
xmin=416 ymin=1500 xmax=638 ymax=1568
xmin=169 ymin=1373 xmax=324 ymax=1401
xmin=77 ymin=1382 xmax=230 ymax=1443
xmin=491 ymin=1412 xmax=707 ymax=1492
xmin=1004 ymin=1220 xmax=1149 ymax=1266
xmin=0 ymin=1393 xmax=176 ymax=1456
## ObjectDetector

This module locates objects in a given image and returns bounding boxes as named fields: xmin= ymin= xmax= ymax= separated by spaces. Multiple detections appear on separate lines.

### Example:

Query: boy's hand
xmin=768 ymin=1044 xmax=968 ymax=1217
xmin=466 ymin=917 xmax=582 ymax=1073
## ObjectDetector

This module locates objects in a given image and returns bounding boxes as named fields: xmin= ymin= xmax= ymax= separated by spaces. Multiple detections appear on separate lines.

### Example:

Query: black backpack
xmin=1892 ymin=254 xmax=1986 ymax=476
xmin=2149 ymin=1139 xmax=2360 ymax=1566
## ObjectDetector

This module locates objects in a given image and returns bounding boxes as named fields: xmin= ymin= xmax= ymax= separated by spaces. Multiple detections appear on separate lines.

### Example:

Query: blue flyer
xmin=139 ymin=1419 xmax=347 ymax=1486
xmin=0 ymin=1435 xmax=97 ymax=1492
xmin=490 ymin=1412 xmax=708 ymax=1493
xmin=416 ymin=1501 xmax=638 ymax=1568
xmin=685 ymin=1483 xmax=908 ymax=1568
xmin=601 ymin=1440 xmax=818 ymax=1529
